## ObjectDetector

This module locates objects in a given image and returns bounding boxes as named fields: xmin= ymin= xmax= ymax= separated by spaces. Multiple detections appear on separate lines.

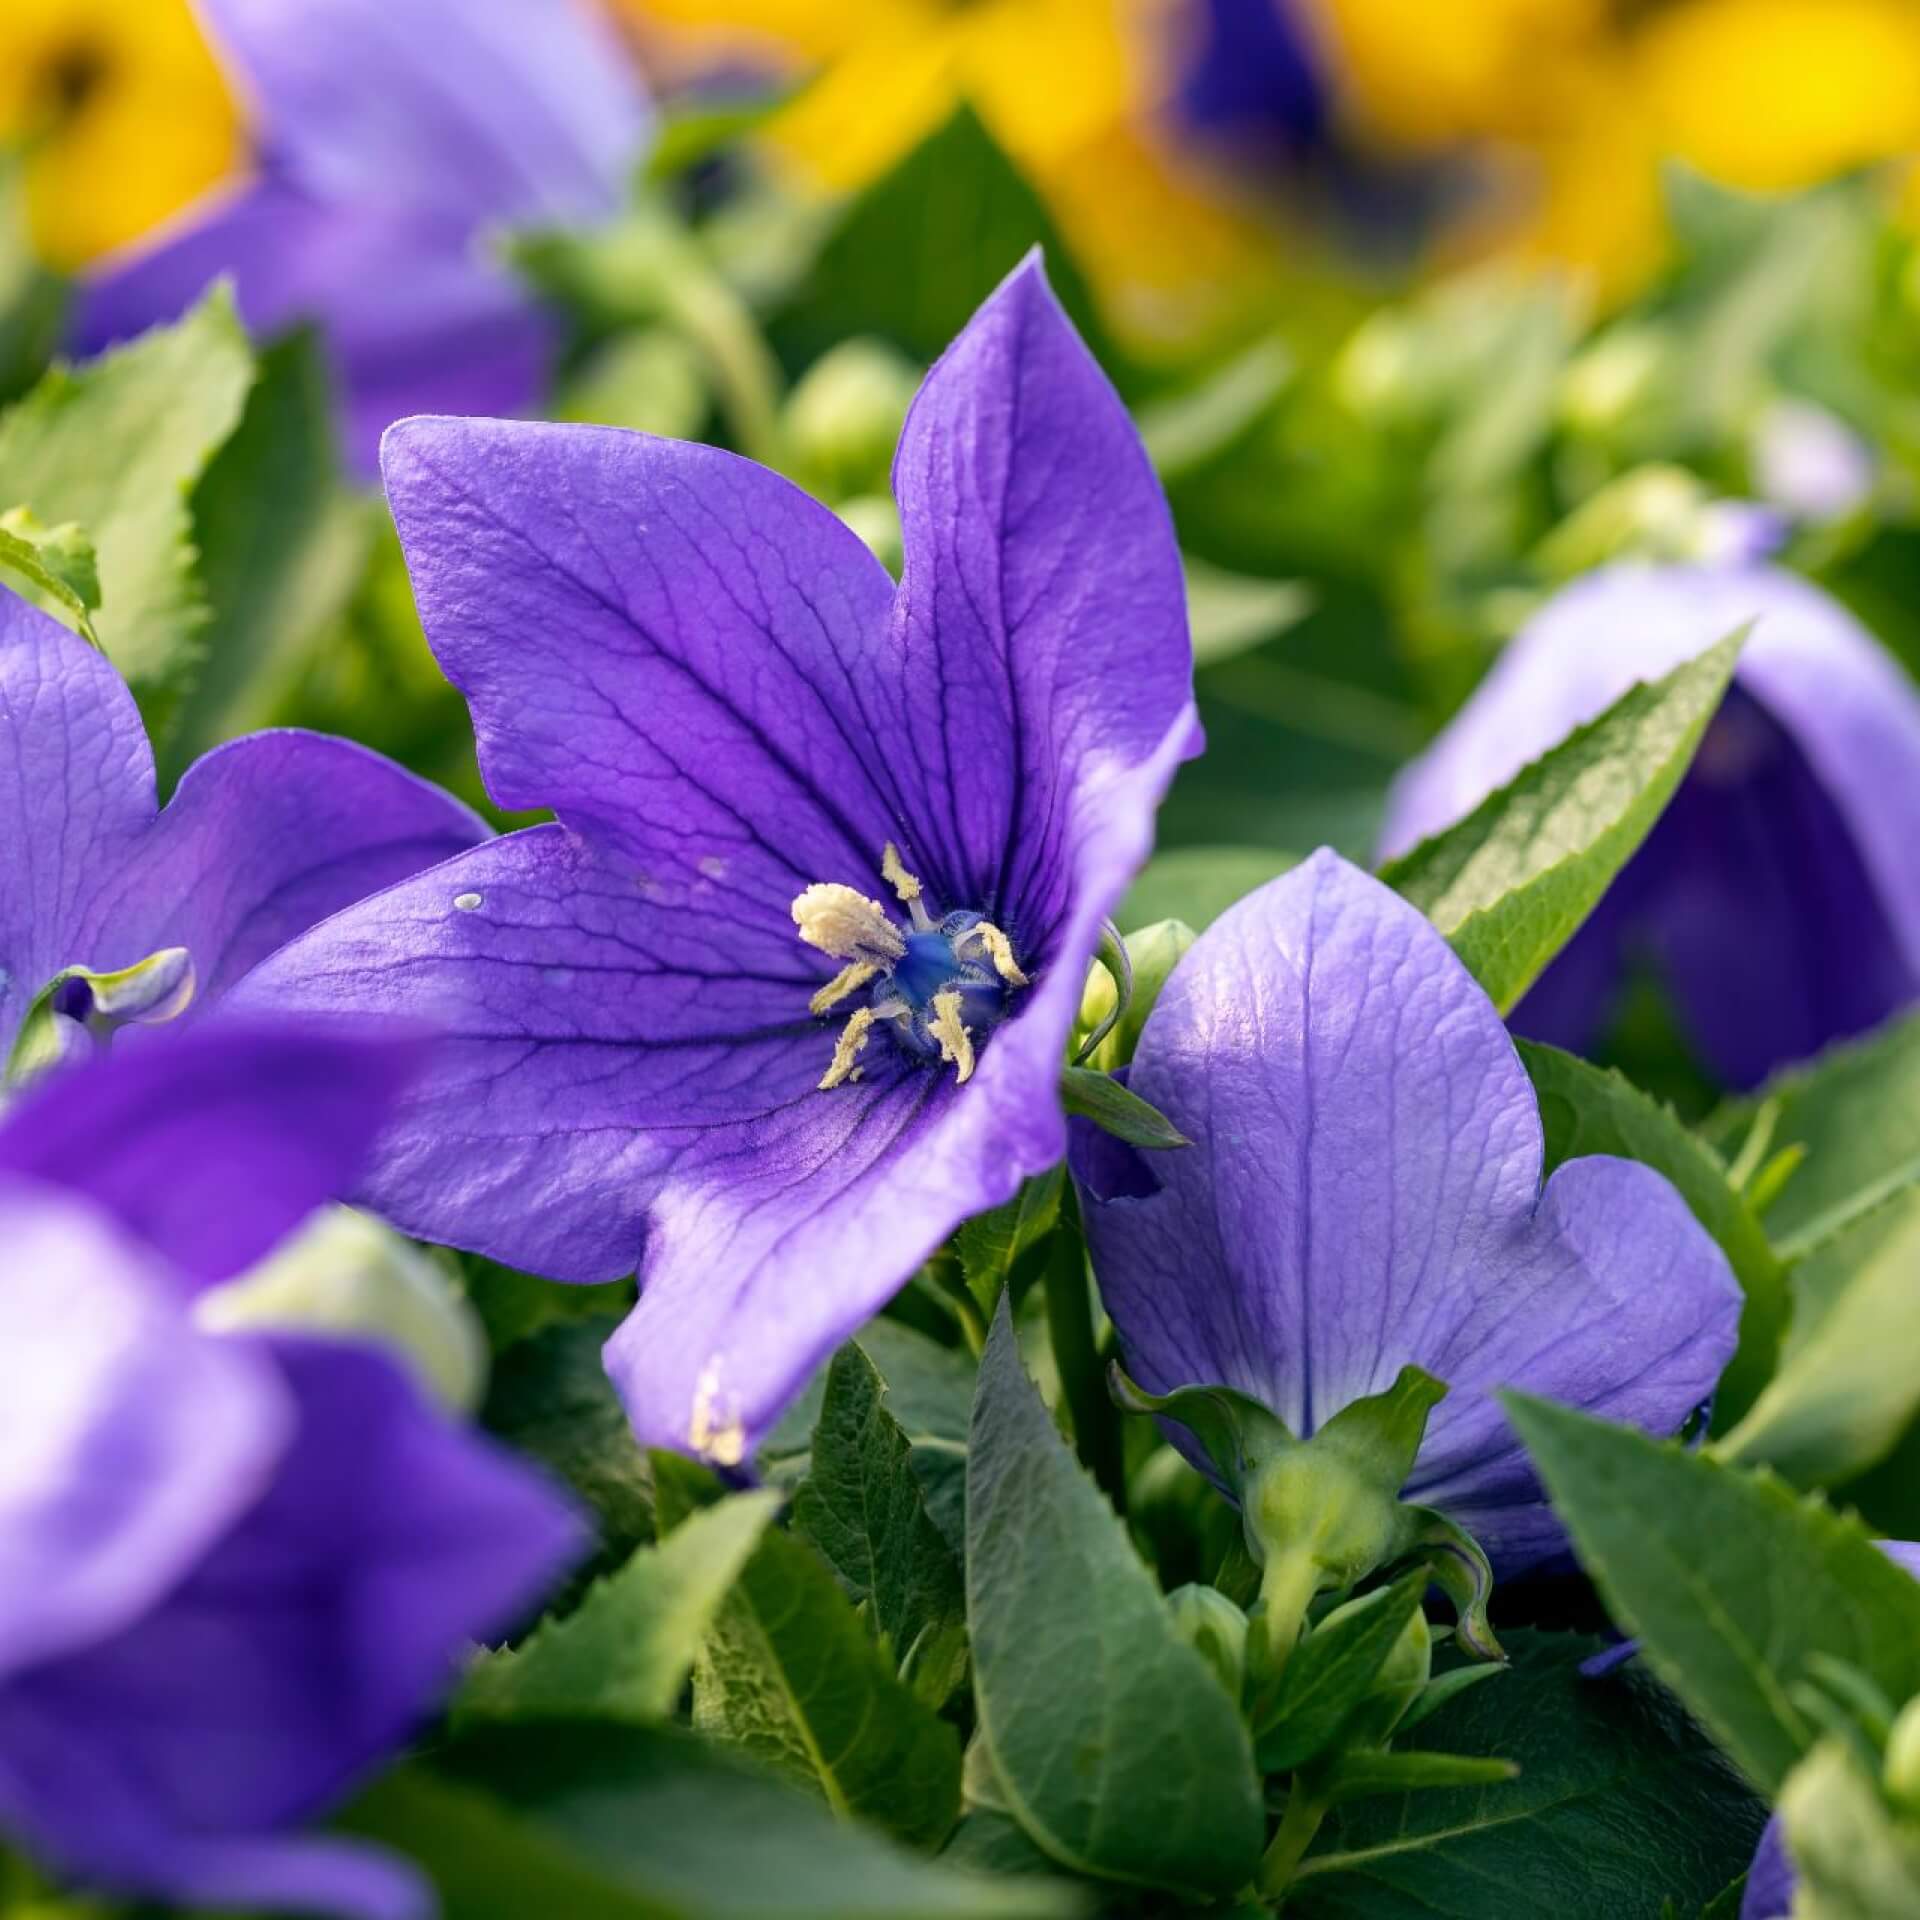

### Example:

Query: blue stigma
xmin=878 ymin=911 xmax=1012 ymax=1063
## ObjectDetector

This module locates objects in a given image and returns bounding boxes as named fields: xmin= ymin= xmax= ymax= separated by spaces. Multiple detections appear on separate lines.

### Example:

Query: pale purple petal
xmin=0 ymin=1018 xmax=431 ymax=1290
xmin=0 ymin=1336 xmax=579 ymax=1917
xmin=0 ymin=1182 xmax=288 ymax=1680
xmin=1380 ymin=564 xmax=1920 ymax=1083
xmin=254 ymin=259 xmax=1196 ymax=1454
xmin=0 ymin=592 xmax=155 ymax=1048
xmin=1740 ymin=1816 xmax=1794 ymax=1920
xmin=1073 ymin=850 xmax=1741 ymax=1570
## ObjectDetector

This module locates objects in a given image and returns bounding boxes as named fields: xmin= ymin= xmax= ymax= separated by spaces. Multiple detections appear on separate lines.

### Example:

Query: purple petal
xmin=103 ymin=728 xmax=486 ymax=1004
xmin=0 ymin=1018 xmax=431 ymax=1289
xmin=0 ymin=593 xmax=156 ymax=1049
xmin=0 ymin=1335 xmax=577 ymax=1916
xmin=1074 ymin=850 xmax=1741 ymax=1571
xmin=1740 ymin=1816 xmax=1795 ymax=1920
xmin=75 ymin=182 xmax=558 ymax=475
xmin=0 ymin=1182 xmax=288 ymax=1680
xmin=195 ymin=0 xmax=646 ymax=227
xmin=1381 ymin=565 xmax=1920 ymax=1082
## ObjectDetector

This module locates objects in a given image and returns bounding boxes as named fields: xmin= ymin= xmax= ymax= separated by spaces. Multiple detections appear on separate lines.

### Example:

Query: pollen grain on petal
xmin=808 ymin=959 xmax=880 ymax=1016
xmin=929 ymin=989 xmax=975 ymax=1085
xmin=688 ymin=1357 xmax=747 ymax=1467
xmin=819 ymin=1006 xmax=878 ymax=1090
xmin=790 ymin=882 xmax=906 ymax=964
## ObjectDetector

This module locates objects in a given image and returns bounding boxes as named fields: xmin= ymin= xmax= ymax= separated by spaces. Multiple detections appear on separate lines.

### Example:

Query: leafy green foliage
xmin=691 ymin=1518 xmax=963 ymax=1847
xmin=1507 ymin=1395 xmax=1920 ymax=1793
xmin=343 ymin=1721 xmax=1079 ymax=1919
xmin=1057 ymin=1065 xmax=1190 ymax=1150
xmin=793 ymin=1344 xmax=969 ymax=1707
xmin=1520 ymin=1040 xmax=1789 ymax=1425
xmin=459 ymin=1491 xmax=782 ymax=1726
xmin=0 ymin=505 xmax=98 ymax=639
xmin=966 ymin=1300 xmax=1264 ymax=1895
xmin=1289 ymin=1633 xmax=1764 ymax=1918
xmin=0 ymin=288 xmax=253 ymax=735
xmin=955 ymin=1168 xmax=1064 ymax=1321
xmin=1381 ymin=634 xmax=1741 ymax=1012
xmin=1779 ymin=1740 xmax=1920 ymax=1918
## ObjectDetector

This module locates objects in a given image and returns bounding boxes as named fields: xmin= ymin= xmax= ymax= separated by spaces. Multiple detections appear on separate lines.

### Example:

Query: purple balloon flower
xmin=1381 ymin=563 xmax=1920 ymax=1090
xmin=1071 ymin=850 xmax=1742 ymax=1572
xmin=1740 ymin=1540 xmax=1920 ymax=1920
xmin=0 ymin=586 xmax=484 ymax=1078
xmin=0 ymin=1021 xmax=584 ymax=1918
xmin=72 ymin=0 xmax=651 ymax=473
xmin=237 ymin=258 xmax=1200 ymax=1462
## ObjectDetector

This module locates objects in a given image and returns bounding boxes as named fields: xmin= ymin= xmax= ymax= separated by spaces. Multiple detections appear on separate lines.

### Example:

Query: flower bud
xmin=1886 ymin=1694 xmax=1920 ymax=1818
xmin=1314 ymin=1591 xmax=1433 ymax=1747
xmin=1166 ymin=1583 xmax=1249 ymax=1705
xmin=785 ymin=338 xmax=922 ymax=504
xmin=197 ymin=1206 xmax=488 ymax=1410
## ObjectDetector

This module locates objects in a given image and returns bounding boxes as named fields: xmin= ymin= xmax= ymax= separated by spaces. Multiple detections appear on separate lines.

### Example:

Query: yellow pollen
xmin=809 ymin=959 xmax=879 ymax=1016
xmin=820 ymin=1007 xmax=878 ymax=1090
xmin=688 ymin=1358 xmax=746 ymax=1467
xmin=929 ymin=989 xmax=975 ymax=1085
xmin=969 ymin=921 xmax=1030 ymax=988
xmin=790 ymin=882 xmax=905 ymax=964
xmin=881 ymin=841 xmax=923 ymax=908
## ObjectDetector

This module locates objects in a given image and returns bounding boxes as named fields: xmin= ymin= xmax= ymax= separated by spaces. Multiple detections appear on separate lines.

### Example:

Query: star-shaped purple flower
xmin=238 ymin=258 xmax=1200 ymax=1462
xmin=1071 ymin=850 xmax=1742 ymax=1572
xmin=0 ymin=1020 xmax=583 ymax=1919
xmin=1381 ymin=563 xmax=1920 ymax=1089
xmin=72 ymin=0 xmax=651 ymax=472
xmin=0 ymin=585 xmax=485 ymax=1078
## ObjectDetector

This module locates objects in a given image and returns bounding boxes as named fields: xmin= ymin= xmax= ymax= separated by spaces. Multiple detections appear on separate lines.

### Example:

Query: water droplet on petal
xmin=453 ymin=892 xmax=483 ymax=912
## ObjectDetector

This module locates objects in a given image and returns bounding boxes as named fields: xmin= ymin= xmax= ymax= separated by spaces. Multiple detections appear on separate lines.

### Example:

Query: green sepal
xmin=1405 ymin=1506 xmax=1505 ymax=1663
xmin=1059 ymin=1064 xmax=1190 ymax=1149
xmin=5 ymin=947 xmax=196 ymax=1085
xmin=1108 ymin=1364 xmax=1295 ymax=1495
xmin=1312 ymin=1366 xmax=1450 ymax=1491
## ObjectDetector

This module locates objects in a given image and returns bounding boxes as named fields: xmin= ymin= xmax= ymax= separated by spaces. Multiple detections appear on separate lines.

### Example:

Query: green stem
xmin=659 ymin=253 xmax=787 ymax=471
xmin=1043 ymin=1233 xmax=1125 ymax=1507
xmin=1258 ymin=1785 xmax=1331 ymax=1901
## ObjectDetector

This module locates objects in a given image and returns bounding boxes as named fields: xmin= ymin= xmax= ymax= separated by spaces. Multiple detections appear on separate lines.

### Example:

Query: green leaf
xmin=1257 ymin=1572 xmax=1427 ymax=1771
xmin=966 ymin=1298 xmax=1264 ymax=1895
xmin=1119 ymin=845 xmax=1299 ymax=933
xmin=1505 ymin=1394 xmax=1920 ymax=1793
xmin=955 ymin=1168 xmax=1064 ymax=1321
xmin=342 ymin=1720 xmax=1081 ymax=1919
xmin=0 ymin=505 xmax=99 ymax=639
xmin=0 ymin=287 xmax=253 ymax=735
xmin=1058 ymin=1065 xmax=1190 ymax=1150
xmin=769 ymin=106 xmax=1110 ymax=376
xmin=458 ymin=1490 xmax=782 ymax=1726
xmin=1779 ymin=1738 xmax=1920 ymax=1919
xmin=792 ymin=1344 xmax=969 ymax=1708
xmin=692 ymin=1521 xmax=962 ymax=1848
xmin=1380 ymin=634 xmax=1742 ymax=1013
xmin=1319 ymin=1749 xmax=1518 ymax=1804
xmin=1519 ymin=1040 xmax=1789 ymax=1426
xmin=1289 ymin=1632 xmax=1764 ymax=1918
xmin=166 ymin=327 xmax=370 ymax=779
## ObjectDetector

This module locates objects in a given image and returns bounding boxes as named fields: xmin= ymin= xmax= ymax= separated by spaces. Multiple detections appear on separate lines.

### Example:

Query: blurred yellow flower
xmin=0 ymin=0 xmax=239 ymax=272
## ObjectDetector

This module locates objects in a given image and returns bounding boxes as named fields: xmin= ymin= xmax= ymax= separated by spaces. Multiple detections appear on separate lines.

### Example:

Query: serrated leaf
xmin=343 ymin=1720 xmax=1080 ymax=1919
xmin=0 ymin=287 xmax=253 ymax=735
xmin=1058 ymin=1065 xmax=1190 ymax=1150
xmin=1257 ymin=1572 xmax=1427 ymax=1772
xmin=1520 ymin=1040 xmax=1788 ymax=1426
xmin=1380 ymin=634 xmax=1742 ymax=1013
xmin=793 ymin=1344 xmax=968 ymax=1708
xmin=166 ymin=326 xmax=370 ymax=779
xmin=0 ymin=506 xmax=97 ymax=639
xmin=955 ymin=1167 xmax=1064 ymax=1321
xmin=966 ymin=1298 xmax=1264 ymax=1895
xmin=458 ymin=1490 xmax=781 ymax=1726
xmin=1506 ymin=1394 xmax=1920 ymax=1793
xmin=693 ymin=1520 xmax=962 ymax=1848
xmin=1289 ymin=1632 xmax=1764 ymax=1919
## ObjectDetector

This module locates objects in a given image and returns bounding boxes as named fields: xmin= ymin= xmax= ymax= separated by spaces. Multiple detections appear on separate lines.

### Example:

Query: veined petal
xmin=1074 ymin=851 xmax=1740 ymax=1570
xmin=0 ymin=1337 xmax=579 ymax=1915
xmin=0 ymin=1182 xmax=289 ymax=1680
xmin=192 ymin=0 xmax=647 ymax=226
xmin=0 ymin=593 xmax=156 ymax=1051
xmin=0 ymin=1019 xmax=432 ymax=1290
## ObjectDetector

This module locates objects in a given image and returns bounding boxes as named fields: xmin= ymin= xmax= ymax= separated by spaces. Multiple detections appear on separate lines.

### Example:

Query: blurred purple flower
xmin=1381 ymin=564 xmax=1920 ymax=1089
xmin=0 ymin=586 xmax=484 ymax=1077
xmin=1177 ymin=0 xmax=1330 ymax=159
xmin=1071 ymin=851 xmax=1741 ymax=1572
xmin=1740 ymin=1541 xmax=1920 ymax=1920
xmin=72 ymin=0 xmax=651 ymax=473
xmin=238 ymin=259 xmax=1199 ymax=1462
xmin=0 ymin=1021 xmax=583 ymax=1918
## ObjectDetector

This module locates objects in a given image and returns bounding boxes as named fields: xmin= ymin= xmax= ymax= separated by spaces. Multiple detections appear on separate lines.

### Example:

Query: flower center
xmin=5 ymin=947 xmax=196 ymax=1088
xmin=790 ymin=844 xmax=1029 ymax=1090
